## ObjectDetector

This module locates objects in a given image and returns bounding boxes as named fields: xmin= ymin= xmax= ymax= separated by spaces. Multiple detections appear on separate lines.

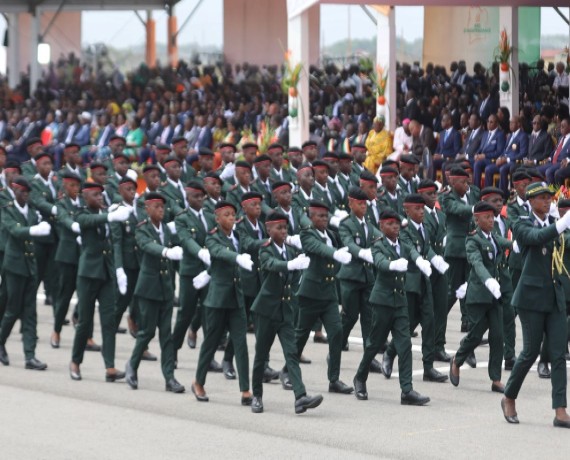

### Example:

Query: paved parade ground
xmin=1 ymin=292 xmax=569 ymax=459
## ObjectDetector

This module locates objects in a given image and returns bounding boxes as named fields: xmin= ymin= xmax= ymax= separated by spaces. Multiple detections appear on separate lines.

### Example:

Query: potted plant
xmin=282 ymin=50 xmax=303 ymax=121
xmin=370 ymin=64 xmax=388 ymax=116
xmin=495 ymin=28 xmax=513 ymax=93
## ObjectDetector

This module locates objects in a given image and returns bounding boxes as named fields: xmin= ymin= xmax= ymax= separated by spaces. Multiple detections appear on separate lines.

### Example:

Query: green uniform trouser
xmin=386 ymin=285 xmax=435 ymax=371
xmin=340 ymin=280 xmax=372 ymax=349
xmin=53 ymin=262 xmax=83 ymax=334
xmin=172 ymin=275 xmax=208 ymax=351
xmin=356 ymin=303 xmax=413 ymax=393
xmin=113 ymin=267 xmax=139 ymax=331
xmin=129 ymin=297 xmax=175 ymax=381
xmin=0 ymin=272 xmax=38 ymax=360
xmin=505 ymin=308 xmax=568 ymax=409
xmin=72 ymin=276 xmax=116 ymax=369
xmin=455 ymin=301 xmax=504 ymax=382
xmin=446 ymin=257 xmax=470 ymax=324
xmin=35 ymin=241 xmax=57 ymax=304
xmin=0 ymin=252 xmax=7 ymax=323
xmin=252 ymin=312 xmax=306 ymax=399
xmin=510 ymin=268 xmax=522 ymax=293
xmin=501 ymin=292 xmax=516 ymax=361
xmin=190 ymin=303 xmax=203 ymax=333
xmin=195 ymin=307 xmax=249 ymax=391
xmin=432 ymin=271 xmax=449 ymax=354
xmin=296 ymin=296 xmax=342 ymax=383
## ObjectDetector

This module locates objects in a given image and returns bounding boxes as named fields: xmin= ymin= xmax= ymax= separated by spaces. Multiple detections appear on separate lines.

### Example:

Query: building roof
xmin=0 ymin=1 xmax=180 ymax=13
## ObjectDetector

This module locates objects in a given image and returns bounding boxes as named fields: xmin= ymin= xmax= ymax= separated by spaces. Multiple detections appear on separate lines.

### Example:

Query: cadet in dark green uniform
xmin=268 ymin=144 xmax=294 ymax=184
xmin=159 ymin=156 xmax=188 ymax=214
xmin=21 ymin=137 xmax=43 ymax=178
xmin=225 ymin=161 xmax=253 ymax=213
xmin=202 ymin=172 xmax=223 ymax=215
xmin=69 ymin=182 xmax=130 ymax=382
xmin=0 ymin=177 xmax=50 ymax=370
xmin=359 ymin=171 xmax=382 ymax=228
xmin=350 ymin=144 xmax=367 ymax=186
xmin=105 ymin=153 xmax=130 ymax=203
xmin=398 ymin=155 xmax=419 ymax=195
xmin=251 ymin=212 xmax=324 ymax=414
xmin=291 ymin=164 xmax=315 ymax=229
xmin=191 ymin=201 xmax=252 ymax=404
xmin=352 ymin=209 xmax=430 ymax=405
xmin=450 ymin=201 xmax=507 ymax=393
xmin=502 ymin=183 xmax=570 ymax=428
xmin=172 ymin=137 xmax=196 ymax=183
xmin=57 ymin=143 xmax=87 ymax=182
xmin=377 ymin=167 xmax=405 ymax=216
xmin=556 ymin=200 xmax=570 ymax=360
xmin=124 ymin=192 xmax=185 ymax=393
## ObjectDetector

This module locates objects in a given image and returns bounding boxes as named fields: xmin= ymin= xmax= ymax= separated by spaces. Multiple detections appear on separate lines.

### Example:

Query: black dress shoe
xmin=222 ymin=360 xmax=236 ymax=380
xmin=381 ymin=353 xmax=393 ymax=379
xmin=45 ymin=295 xmax=53 ymax=306
xmin=86 ymin=342 xmax=102 ymax=352
xmin=460 ymin=321 xmax=469 ymax=333
xmin=401 ymin=390 xmax=430 ymax=406
xmin=501 ymin=398 xmax=519 ymax=424
xmin=263 ymin=366 xmax=279 ymax=383
xmin=252 ymin=396 xmax=264 ymax=413
xmin=0 ymin=344 xmax=9 ymax=366
xmin=328 ymin=380 xmax=354 ymax=394
xmin=116 ymin=326 xmax=127 ymax=334
xmin=553 ymin=417 xmax=570 ymax=428
xmin=141 ymin=350 xmax=158 ymax=361
xmin=379 ymin=341 xmax=389 ymax=354
xmin=369 ymin=358 xmax=382 ymax=374
xmin=491 ymin=382 xmax=505 ymax=393
xmin=125 ymin=361 xmax=138 ymax=389
xmin=434 ymin=350 xmax=451 ymax=362
xmin=449 ymin=356 xmax=460 ymax=387
xmin=411 ymin=331 xmax=419 ymax=338
xmin=353 ymin=376 xmax=368 ymax=400
xmin=50 ymin=337 xmax=60 ymax=349
xmin=280 ymin=371 xmax=293 ymax=390
xmin=465 ymin=351 xmax=477 ymax=368
xmin=241 ymin=395 xmax=253 ymax=406
xmin=69 ymin=363 xmax=81 ymax=381
xmin=191 ymin=383 xmax=209 ymax=402
xmin=537 ymin=361 xmax=551 ymax=379
xmin=504 ymin=357 xmax=516 ymax=371
xmin=295 ymin=394 xmax=323 ymax=414
xmin=25 ymin=357 xmax=47 ymax=370
xmin=313 ymin=334 xmax=328 ymax=344
xmin=63 ymin=319 xmax=70 ymax=326
xmin=105 ymin=370 xmax=126 ymax=382
xmin=423 ymin=367 xmax=448 ymax=382
xmin=342 ymin=343 xmax=349 ymax=352
xmin=208 ymin=359 xmax=223 ymax=373
xmin=299 ymin=355 xmax=312 ymax=364
xmin=187 ymin=331 xmax=197 ymax=349
xmin=166 ymin=378 xmax=185 ymax=393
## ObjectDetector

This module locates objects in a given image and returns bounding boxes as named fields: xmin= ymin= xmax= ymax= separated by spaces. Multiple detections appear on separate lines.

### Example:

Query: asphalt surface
xmin=1 ymin=291 xmax=569 ymax=459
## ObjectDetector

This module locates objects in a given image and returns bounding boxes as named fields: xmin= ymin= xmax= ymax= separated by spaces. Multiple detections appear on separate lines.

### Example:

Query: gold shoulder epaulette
xmin=262 ymin=239 xmax=272 ymax=247
xmin=209 ymin=227 xmax=218 ymax=234
xmin=371 ymin=235 xmax=383 ymax=243
xmin=235 ymin=217 xmax=244 ymax=224
xmin=136 ymin=219 xmax=147 ymax=228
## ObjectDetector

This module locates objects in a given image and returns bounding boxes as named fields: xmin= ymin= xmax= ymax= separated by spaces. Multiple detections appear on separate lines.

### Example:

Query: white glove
xmin=334 ymin=209 xmax=349 ymax=219
xmin=415 ymin=257 xmax=432 ymax=277
xmin=512 ymin=240 xmax=520 ymax=253
xmin=236 ymin=253 xmax=254 ymax=271
xmin=29 ymin=221 xmax=51 ymax=236
xmin=389 ymin=258 xmax=408 ymax=272
xmin=287 ymin=254 xmax=311 ymax=270
xmin=125 ymin=168 xmax=138 ymax=182
xmin=401 ymin=218 xmax=408 ymax=227
xmin=556 ymin=210 xmax=570 ymax=233
xmin=71 ymin=222 xmax=81 ymax=234
xmin=333 ymin=247 xmax=352 ymax=264
xmin=285 ymin=234 xmax=302 ymax=249
xmin=162 ymin=246 xmax=183 ymax=261
xmin=193 ymin=270 xmax=211 ymax=289
xmin=107 ymin=203 xmax=120 ymax=213
xmin=442 ymin=236 xmax=447 ymax=248
xmin=198 ymin=248 xmax=211 ymax=266
xmin=550 ymin=201 xmax=560 ymax=219
xmin=107 ymin=206 xmax=130 ymax=222
xmin=455 ymin=282 xmax=467 ymax=299
xmin=116 ymin=268 xmax=127 ymax=295
xmin=167 ymin=221 xmax=177 ymax=235
xmin=51 ymin=205 xmax=58 ymax=216
xmin=358 ymin=248 xmax=373 ymax=263
xmin=484 ymin=278 xmax=502 ymax=299
xmin=329 ymin=216 xmax=341 ymax=228
xmin=430 ymin=255 xmax=449 ymax=274
xmin=76 ymin=236 xmax=82 ymax=246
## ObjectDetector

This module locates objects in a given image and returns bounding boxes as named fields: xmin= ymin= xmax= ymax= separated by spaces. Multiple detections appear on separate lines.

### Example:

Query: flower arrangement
xmin=494 ymin=28 xmax=513 ymax=93
xmin=257 ymin=117 xmax=277 ymax=154
xmin=281 ymin=50 xmax=303 ymax=98
xmin=553 ymin=184 xmax=570 ymax=203
xmin=370 ymin=64 xmax=388 ymax=105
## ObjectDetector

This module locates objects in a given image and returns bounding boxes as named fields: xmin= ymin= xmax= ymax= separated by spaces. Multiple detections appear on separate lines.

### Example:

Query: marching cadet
xmin=556 ymin=199 xmax=570 ymax=360
xmin=105 ymin=152 xmax=131 ymax=203
xmin=154 ymin=144 xmax=171 ymax=182
xmin=21 ymin=137 xmax=44 ymax=178
xmin=337 ymin=187 xmax=382 ymax=373
xmin=194 ymin=147 xmax=215 ymax=182
xmin=382 ymin=194 xmax=449 ymax=383
xmin=171 ymin=137 xmax=195 ymax=183
xmin=216 ymin=142 xmax=237 ymax=184
xmin=291 ymin=164 xmax=314 ymax=227
xmin=294 ymin=200 xmax=354 ymax=394
xmin=417 ymin=179 xmax=451 ymax=362
xmin=89 ymin=162 xmax=114 ymax=207
xmin=377 ymin=167 xmax=405 ymax=215
xmin=502 ymin=182 xmax=570 ymax=428
xmin=312 ymin=161 xmax=338 ymax=213
xmin=124 ymin=192 xmax=185 ymax=393
xmin=69 ymin=182 xmax=131 ymax=382
xmin=160 ymin=156 xmax=188 ymax=214
xmin=337 ymin=153 xmax=354 ymax=193
xmin=30 ymin=152 xmax=59 ymax=308
xmin=250 ymin=211 xmax=323 ymax=414
xmin=359 ymin=170 xmax=382 ymax=227
xmin=50 ymin=171 xmax=83 ymax=348
xmin=102 ymin=135 xmax=126 ymax=172
xmin=350 ymin=144 xmax=367 ymax=186
xmin=286 ymin=146 xmax=303 ymax=177
xmin=226 ymin=161 xmax=254 ymax=212
xmin=324 ymin=152 xmax=348 ymax=211
xmin=480 ymin=187 xmax=516 ymax=371
xmin=57 ymin=143 xmax=87 ymax=182
xmin=0 ymin=177 xmax=51 ymax=370
xmin=301 ymin=140 xmax=319 ymax=165
xmin=252 ymin=155 xmax=277 ymax=214
xmin=352 ymin=209 xmax=431 ymax=405
xmin=450 ymin=201 xmax=508 ymax=393
xmin=141 ymin=164 xmax=162 ymax=195
xmin=202 ymin=172 xmax=224 ymax=215
xmin=272 ymin=181 xmax=302 ymax=235
xmin=267 ymin=143 xmax=294 ymax=184
xmin=191 ymin=200 xmax=253 ymax=404
xmin=398 ymin=155 xmax=419 ymax=195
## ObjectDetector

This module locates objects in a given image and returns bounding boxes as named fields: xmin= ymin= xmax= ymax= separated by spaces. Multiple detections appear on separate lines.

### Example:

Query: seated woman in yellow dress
xmin=363 ymin=116 xmax=393 ymax=174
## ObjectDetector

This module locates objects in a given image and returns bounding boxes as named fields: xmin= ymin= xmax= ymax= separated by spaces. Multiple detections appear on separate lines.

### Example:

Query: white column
xmin=376 ymin=7 xmax=396 ymax=132
xmin=6 ymin=13 xmax=20 ymax=89
xmin=499 ymin=7 xmax=519 ymax=118
xmin=30 ymin=9 xmax=41 ymax=95
xmin=287 ymin=9 xmax=310 ymax=147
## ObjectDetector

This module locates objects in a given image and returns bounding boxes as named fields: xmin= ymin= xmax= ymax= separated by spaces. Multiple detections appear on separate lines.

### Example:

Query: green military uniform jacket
xmin=252 ymin=177 xmax=274 ymax=207
xmin=439 ymin=187 xmax=474 ymax=259
xmin=350 ymin=163 xmax=365 ymax=187
xmin=134 ymin=220 xmax=175 ymax=302
xmin=369 ymin=236 xmax=409 ymax=307
xmin=56 ymin=165 xmax=87 ymax=183
xmin=337 ymin=214 xmax=378 ymax=285
xmin=423 ymin=205 xmax=446 ymax=256
xmin=202 ymin=196 xmax=219 ymax=216
xmin=312 ymin=182 xmax=339 ymax=212
xmin=75 ymin=207 xmax=114 ymax=280
xmin=21 ymin=160 xmax=37 ymax=179
xmin=291 ymin=188 xmax=313 ymax=228
xmin=400 ymin=221 xmax=436 ymax=294
xmin=507 ymin=195 xmax=529 ymax=271
xmin=274 ymin=205 xmax=303 ymax=235
xmin=377 ymin=188 xmax=405 ymax=216
xmin=225 ymin=184 xmax=250 ymax=214
xmin=236 ymin=217 xmax=267 ymax=298
xmin=179 ymin=162 xmax=196 ymax=184
xmin=270 ymin=167 xmax=294 ymax=184
xmin=159 ymin=180 xmax=187 ymax=215
xmin=398 ymin=177 xmax=417 ymax=195
xmin=110 ymin=203 xmax=140 ymax=271
xmin=365 ymin=199 xmax=382 ymax=227
xmin=105 ymin=172 xmax=123 ymax=204
xmin=54 ymin=195 xmax=82 ymax=265
xmin=175 ymin=207 xmax=215 ymax=277
xmin=327 ymin=176 xmax=348 ymax=211
xmin=0 ymin=188 xmax=15 ymax=254
xmin=30 ymin=174 xmax=58 ymax=244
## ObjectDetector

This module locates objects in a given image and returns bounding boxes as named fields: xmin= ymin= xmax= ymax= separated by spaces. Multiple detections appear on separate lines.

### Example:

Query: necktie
xmin=552 ymin=136 xmax=566 ymax=164
xmin=418 ymin=224 xmax=425 ymax=241
xmin=407 ymin=181 xmax=412 ymax=194
xmin=487 ymin=235 xmax=496 ymax=257
xmin=394 ymin=243 xmax=400 ymax=256
xmin=265 ymin=181 xmax=271 ymax=193
xmin=198 ymin=210 xmax=208 ymax=232
xmin=282 ymin=248 xmax=287 ymax=261
xmin=432 ymin=209 xmax=439 ymax=224
xmin=178 ymin=183 xmax=189 ymax=208
xmin=361 ymin=221 xmax=368 ymax=240
xmin=288 ymin=210 xmax=295 ymax=231
xmin=444 ymin=130 xmax=449 ymax=143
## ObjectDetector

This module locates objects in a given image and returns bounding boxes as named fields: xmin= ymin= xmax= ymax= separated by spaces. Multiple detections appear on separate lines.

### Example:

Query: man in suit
xmin=124 ymin=192 xmax=185 ymax=393
xmin=536 ymin=118 xmax=570 ymax=183
xmin=409 ymin=120 xmax=435 ymax=167
xmin=548 ymin=118 xmax=570 ymax=185
xmin=0 ymin=178 xmax=50 ymax=370
xmin=473 ymin=114 xmax=506 ymax=189
xmin=250 ymin=212 xmax=323 ymax=414
xmin=458 ymin=113 xmax=484 ymax=162
xmin=478 ymin=84 xmax=499 ymax=124
xmin=502 ymin=183 xmax=570 ymax=428
xmin=524 ymin=116 xmax=554 ymax=166
xmin=432 ymin=114 xmax=462 ymax=180
xmin=352 ymin=209 xmax=431 ymax=405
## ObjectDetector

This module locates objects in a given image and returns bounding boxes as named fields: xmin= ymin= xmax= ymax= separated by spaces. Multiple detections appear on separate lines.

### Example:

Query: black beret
xmin=11 ymin=177 xmax=31 ymax=191
xmin=112 ymin=152 xmax=130 ymax=162
xmin=265 ymin=211 xmax=289 ymax=224
xmin=558 ymin=199 xmax=570 ymax=209
xmin=473 ymin=201 xmax=496 ymax=214
xmin=143 ymin=164 xmax=160 ymax=174
xmin=219 ymin=142 xmax=237 ymax=151
xmin=512 ymin=170 xmax=532 ymax=183
xmin=271 ymin=181 xmax=292 ymax=192
xmin=82 ymin=181 xmax=104 ymax=191
xmin=198 ymin=147 xmax=214 ymax=156
xmin=4 ymin=160 xmax=21 ymax=172
xmin=203 ymin=172 xmax=224 ymax=185
xmin=312 ymin=160 xmax=330 ymax=169
xmin=171 ymin=136 xmax=188 ymax=145
xmin=109 ymin=135 xmax=125 ymax=144
xmin=155 ymin=144 xmax=171 ymax=152
xmin=235 ymin=160 xmax=252 ymax=170
xmin=449 ymin=167 xmax=469 ymax=178
xmin=352 ymin=143 xmax=366 ymax=150
xmin=185 ymin=181 xmax=206 ymax=194
xmin=526 ymin=168 xmax=546 ymax=181
xmin=403 ymin=193 xmax=426 ymax=205
xmin=90 ymin=161 xmax=108 ymax=171
xmin=214 ymin=200 xmax=237 ymax=213
xmin=338 ymin=153 xmax=352 ymax=161
xmin=241 ymin=142 xmax=258 ymax=150
xmin=163 ymin=155 xmax=181 ymax=166
xmin=379 ymin=166 xmax=399 ymax=176
xmin=399 ymin=154 xmax=419 ymax=165
xmin=322 ymin=152 xmax=339 ymax=161
xmin=360 ymin=170 xmax=379 ymax=183
xmin=287 ymin=146 xmax=302 ymax=153
xmin=267 ymin=143 xmax=285 ymax=152
xmin=253 ymin=154 xmax=271 ymax=164
xmin=35 ymin=152 xmax=53 ymax=163
xmin=26 ymin=137 xmax=42 ymax=148
xmin=379 ymin=209 xmax=401 ymax=222
xmin=61 ymin=171 xmax=82 ymax=182
xmin=119 ymin=177 xmax=138 ymax=189
xmin=308 ymin=199 xmax=329 ymax=212
xmin=144 ymin=192 xmax=167 ymax=203
xmin=302 ymin=140 xmax=317 ymax=149
xmin=417 ymin=179 xmax=437 ymax=192
xmin=64 ymin=143 xmax=81 ymax=151
xmin=348 ymin=186 xmax=368 ymax=201
xmin=241 ymin=191 xmax=264 ymax=203
xmin=381 ymin=159 xmax=399 ymax=170
xmin=480 ymin=187 xmax=504 ymax=199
